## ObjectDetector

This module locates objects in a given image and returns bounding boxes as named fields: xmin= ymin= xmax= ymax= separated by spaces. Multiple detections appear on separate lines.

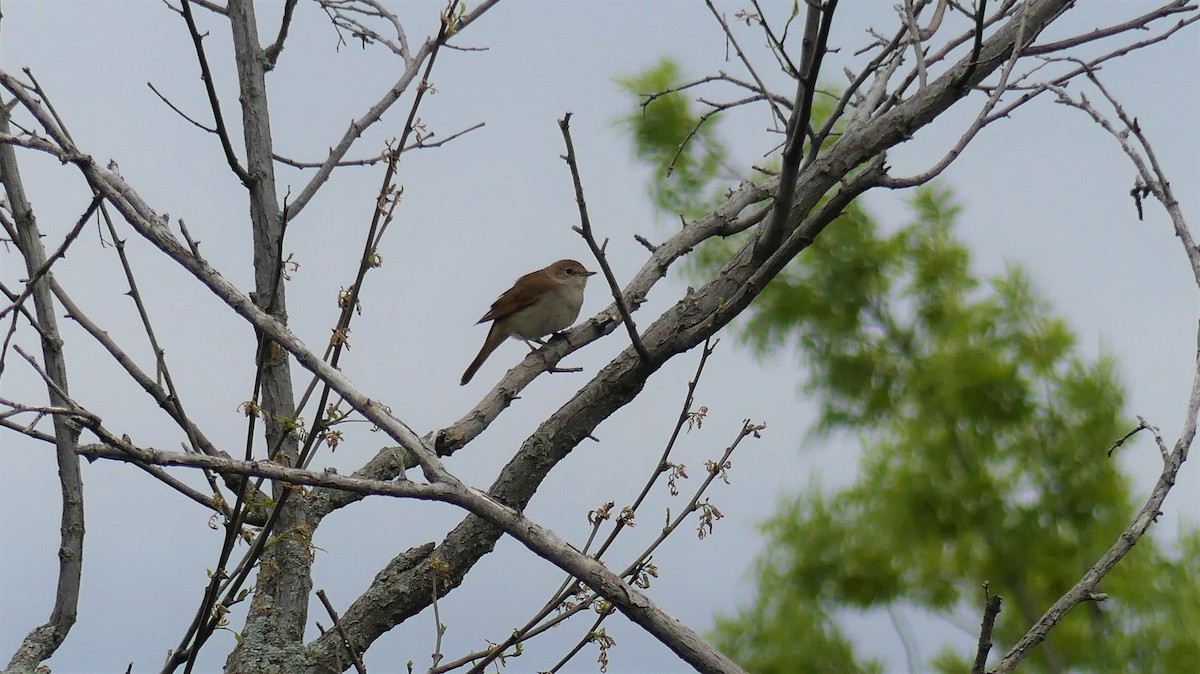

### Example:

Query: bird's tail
xmin=460 ymin=322 xmax=506 ymax=386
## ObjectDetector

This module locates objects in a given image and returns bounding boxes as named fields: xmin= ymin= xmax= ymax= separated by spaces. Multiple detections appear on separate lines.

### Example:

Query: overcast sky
xmin=2 ymin=1 xmax=1197 ymax=673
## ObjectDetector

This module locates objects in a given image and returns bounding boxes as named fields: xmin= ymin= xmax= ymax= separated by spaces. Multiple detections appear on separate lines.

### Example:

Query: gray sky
xmin=2 ymin=1 xmax=1197 ymax=673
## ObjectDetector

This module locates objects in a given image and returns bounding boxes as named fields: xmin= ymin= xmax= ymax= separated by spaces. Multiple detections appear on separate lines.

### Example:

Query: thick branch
xmin=298 ymin=6 xmax=1072 ymax=659
xmin=971 ymin=592 xmax=1003 ymax=674
xmin=222 ymin=0 xmax=311 ymax=666
xmin=753 ymin=0 xmax=837 ymax=260
xmin=0 ymin=104 xmax=85 ymax=673
xmin=1 ymin=3 xmax=1098 ymax=670
xmin=79 ymin=438 xmax=747 ymax=674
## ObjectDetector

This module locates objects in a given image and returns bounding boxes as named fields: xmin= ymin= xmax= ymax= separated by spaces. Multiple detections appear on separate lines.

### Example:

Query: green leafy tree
xmin=619 ymin=61 xmax=1200 ymax=674
xmin=616 ymin=58 xmax=733 ymax=220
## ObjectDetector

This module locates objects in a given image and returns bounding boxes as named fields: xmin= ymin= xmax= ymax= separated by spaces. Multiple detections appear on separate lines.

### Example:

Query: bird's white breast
xmin=507 ymin=281 xmax=585 ymax=339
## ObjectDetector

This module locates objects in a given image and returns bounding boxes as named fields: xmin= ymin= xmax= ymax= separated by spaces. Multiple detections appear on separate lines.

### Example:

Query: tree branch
xmin=971 ymin=589 xmax=1002 ymax=674
xmin=286 ymin=0 xmax=501 ymax=221
xmin=263 ymin=0 xmax=300 ymax=69
xmin=753 ymin=0 xmax=838 ymax=260
xmin=0 ymin=102 xmax=85 ymax=673
xmin=990 ymin=44 xmax=1197 ymax=674
xmin=79 ymin=436 xmax=749 ymax=674
xmin=558 ymin=112 xmax=652 ymax=366
xmin=179 ymin=0 xmax=251 ymax=184
xmin=316 ymin=590 xmax=367 ymax=674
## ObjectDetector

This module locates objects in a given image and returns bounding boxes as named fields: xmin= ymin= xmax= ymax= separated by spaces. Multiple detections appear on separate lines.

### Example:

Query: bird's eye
xmin=565 ymin=268 xmax=575 ymax=275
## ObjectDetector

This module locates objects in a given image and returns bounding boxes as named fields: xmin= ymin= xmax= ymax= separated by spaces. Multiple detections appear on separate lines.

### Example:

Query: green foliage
xmin=713 ymin=187 xmax=1199 ymax=672
xmin=713 ymin=582 xmax=882 ymax=674
xmin=617 ymin=58 xmax=1199 ymax=673
xmin=615 ymin=58 xmax=732 ymax=220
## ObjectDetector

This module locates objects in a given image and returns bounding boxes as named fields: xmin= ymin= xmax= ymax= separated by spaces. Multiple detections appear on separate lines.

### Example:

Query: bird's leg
xmin=523 ymin=339 xmax=550 ymax=367
xmin=527 ymin=334 xmax=582 ymax=376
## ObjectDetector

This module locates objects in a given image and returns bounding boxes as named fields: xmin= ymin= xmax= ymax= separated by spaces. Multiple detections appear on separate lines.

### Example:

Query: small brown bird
xmin=461 ymin=259 xmax=595 ymax=386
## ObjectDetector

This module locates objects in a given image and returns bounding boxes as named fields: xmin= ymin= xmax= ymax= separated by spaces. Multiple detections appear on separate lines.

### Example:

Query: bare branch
xmin=0 ymin=104 xmax=85 ymax=672
xmin=316 ymin=590 xmax=367 ymax=674
xmin=318 ymin=0 xmax=413 ymax=60
xmin=0 ymin=415 xmax=56 ymax=443
xmin=638 ymin=71 xmax=793 ymax=113
xmin=263 ymin=0 xmax=301 ymax=69
xmin=177 ymin=0 xmax=227 ymax=15
xmin=703 ymin=0 xmax=788 ymax=127
xmin=959 ymin=0 xmax=991 ymax=88
xmin=558 ymin=112 xmax=652 ymax=366
xmin=1026 ymin=1 xmax=1197 ymax=54
xmin=147 ymin=81 xmax=218 ymax=134
xmin=179 ymin=0 xmax=251 ymax=184
xmin=80 ymin=437 xmax=750 ymax=674
xmin=989 ymin=406 xmax=1192 ymax=672
xmin=900 ymin=0 xmax=931 ymax=89
xmin=971 ymin=587 xmax=1003 ymax=674
xmin=1046 ymin=74 xmax=1199 ymax=285
xmin=448 ymin=339 xmax=718 ymax=674
xmin=0 ymin=195 xmax=100 ymax=323
xmin=271 ymin=121 xmax=485 ymax=168
xmin=753 ymin=0 xmax=838 ymax=260
xmin=986 ymin=67 xmax=1198 ymax=670
xmin=285 ymin=0 xmax=500 ymax=221
xmin=747 ymin=0 xmax=800 ymax=77
xmin=984 ymin=14 xmax=1198 ymax=124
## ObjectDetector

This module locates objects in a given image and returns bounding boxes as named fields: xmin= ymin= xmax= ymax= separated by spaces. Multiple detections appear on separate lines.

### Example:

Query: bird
xmin=461 ymin=259 xmax=596 ymax=386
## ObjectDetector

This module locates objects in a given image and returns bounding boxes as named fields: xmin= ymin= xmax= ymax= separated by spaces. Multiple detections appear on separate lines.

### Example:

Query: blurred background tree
xmin=619 ymin=59 xmax=1200 ymax=674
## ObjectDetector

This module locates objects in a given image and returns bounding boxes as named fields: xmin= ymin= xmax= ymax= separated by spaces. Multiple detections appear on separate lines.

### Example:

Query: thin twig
xmin=748 ymin=0 xmax=800 ymax=77
xmin=286 ymin=0 xmax=501 ymax=221
xmin=1108 ymin=417 xmax=1150 ymax=457
xmin=666 ymin=94 xmax=767 ymax=175
xmin=298 ymin=0 xmax=459 ymax=471
xmin=703 ymin=0 xmax=788 ymax=127
xmin=429 ymin=573 xmax=445 ymax=673
xmin=546 ymin=610 xmax=611 ymax=673
xmin=1026 ymin=1 xmax=1196 ymax=54
xmin=9 ymin=345 xmax=234 ymax=514
xmin=639 ymin=72 xmax=792 ymax=112
xmin=147 ymin=82 xmax=217 ymax=134
xmin=984 ymin=15 xmax=1199 ymax=125
xmin=455 ymin=432 xmax=747 ymax=674
xmin=0 ymin=195 xmax=101 ymax=322
xmin=901 ymin=0 xmax=931 ymax=89
xmin=179 ymin=0 xmax=251 ymax=184
xmin=272 ymin=121 xmax=485 ymax=168
xmin=558 ymin=112 xmax=652 ymax=366
xmin=317 ymin=589 xmax=367 ymax=674
xmin=596 ymin=337 xmax=718 ymax=560
xmin=449 ymin=339 xmax=718 ymax=674
xmin=0 ymin=416 xmax=56 ymax=443
xmin=48 ymin=279 xmax=234 ymax=481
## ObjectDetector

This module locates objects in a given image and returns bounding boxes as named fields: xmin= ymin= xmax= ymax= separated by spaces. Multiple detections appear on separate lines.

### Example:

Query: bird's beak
xmin=585 ymin=270 xmax=597 ymax=276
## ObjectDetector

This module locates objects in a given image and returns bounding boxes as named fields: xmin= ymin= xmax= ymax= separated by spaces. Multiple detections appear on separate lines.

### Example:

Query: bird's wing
xmin=477 ymin=269 xmax=557 ymax=323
